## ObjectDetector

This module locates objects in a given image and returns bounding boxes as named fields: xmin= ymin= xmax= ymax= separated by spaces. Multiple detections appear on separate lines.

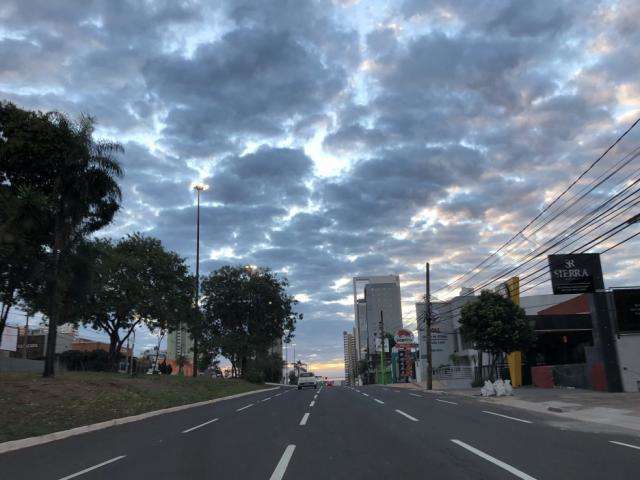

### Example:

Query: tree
xmin=200 ymin=265 xmax=300 ymax=378
xmin=0 ymin=102 xmax=124 ymax=376
xmin=459 ymin=290 xmax=535 ymax=375
xmin=80 ymin=234 xmax=194 ymax=370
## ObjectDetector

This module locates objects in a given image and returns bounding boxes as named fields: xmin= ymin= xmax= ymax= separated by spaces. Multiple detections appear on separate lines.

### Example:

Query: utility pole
xmin=426 ymin=262 xmax=433 ymax=390
xmin=379 ymin=310 xmax=385 ymax=385
xmin=23 ymin=314 xmax=30 ymax=359
xmin=192 ymin=183 xmax=208 ymax=377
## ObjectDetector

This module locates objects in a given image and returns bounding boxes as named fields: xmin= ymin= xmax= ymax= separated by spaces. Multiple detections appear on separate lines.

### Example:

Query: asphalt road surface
xmin=2 ymin=384 xmax=640 ymax=479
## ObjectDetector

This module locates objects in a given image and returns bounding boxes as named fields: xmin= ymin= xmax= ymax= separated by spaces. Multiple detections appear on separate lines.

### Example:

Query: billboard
xmin=0 ymin=325 xmax=18 ymax=352
xmin=548 ymin=253 xmax=604 ymax=294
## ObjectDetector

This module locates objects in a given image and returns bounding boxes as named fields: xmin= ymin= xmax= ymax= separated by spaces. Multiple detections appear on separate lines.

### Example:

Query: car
xmin=297 ymin=372 xmax=317 ymax=390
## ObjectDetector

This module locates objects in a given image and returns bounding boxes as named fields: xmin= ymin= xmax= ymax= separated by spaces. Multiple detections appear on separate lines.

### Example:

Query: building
xmin=352 ymin=275 xmax=402 ymax=361
xmin=13 ymin=327 xmax=76 ymax=359
xmin=343 ymin=330 xmax=357 ymax=385
xmin=71 ymin=338 xmax=132 ymax=357
xmin=167 ymin=327 xmax=195 ymax=375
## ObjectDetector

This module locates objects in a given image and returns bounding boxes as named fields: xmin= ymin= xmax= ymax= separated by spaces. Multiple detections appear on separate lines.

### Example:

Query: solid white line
xmin=436 ymin=399 xmax=458 ymax=405
xmin=181 ymin=418 xmax=219 ymax=433
xmin=409 ymin=393 xmax=422 ymax=397
xmin=451 ymin=440 xmax=537 ymax=480
xmin=482 ymin=410 xmax=532 ymax=424
xmin=610 ymin=440 xmax=640 ymax=451
xmin=309 ymin=401 xmax=315 ymax=407
xmin=395 ymin=409 xmax=418 ymax=422
xmin=269 ymin=444 xmax=296 ymax=480
xmin=374 ymin=399 xmax=385 ymax=404
xmin=299 ymin=413 xmax=310 ymax=426
xmin=236 ymin=404 xmax=254 ymax=412
xmin=57 ymin=456 xmax=126 ymax=480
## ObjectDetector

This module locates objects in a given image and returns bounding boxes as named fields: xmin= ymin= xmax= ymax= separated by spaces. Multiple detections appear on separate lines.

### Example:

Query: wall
xmin=0 ymin=356 xmax=44 ymax=372
xmin=616 ymin=333 xmax=640 ymax=392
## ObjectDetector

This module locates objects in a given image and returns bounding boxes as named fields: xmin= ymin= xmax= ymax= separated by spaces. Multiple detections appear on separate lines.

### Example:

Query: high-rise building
xmin=343 ymin=330 xmax=357 ymax=385
xmin=352 ymin=275 xmax=402 ymax=361
xmin=167 ymin=327 xmax=194 ymax=363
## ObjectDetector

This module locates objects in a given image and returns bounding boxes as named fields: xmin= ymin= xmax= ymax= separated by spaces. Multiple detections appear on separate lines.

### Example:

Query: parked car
xmin=298 ymin=372 xmax=317 ymax=390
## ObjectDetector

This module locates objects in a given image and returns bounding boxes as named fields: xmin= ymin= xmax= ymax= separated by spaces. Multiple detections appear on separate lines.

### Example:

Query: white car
xmin=297 ymin=372 xmax=317 ymax=390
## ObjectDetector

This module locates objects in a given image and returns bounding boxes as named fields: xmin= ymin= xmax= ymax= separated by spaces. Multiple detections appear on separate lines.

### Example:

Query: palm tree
xmin=42 ymin=113 xmax=123 ymax=376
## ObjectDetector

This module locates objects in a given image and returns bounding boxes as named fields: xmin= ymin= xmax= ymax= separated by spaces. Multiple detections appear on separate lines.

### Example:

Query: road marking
xmin=182 ymin=418 xmax=219 ymax=433
xmin=451 ymin=440 xmax=537 ymax=480
xmin=610 ymin=440 xmax=640 ymax=451
xmin=436 ymin=399 xmax=458 ymax=405
xmin=395 ymin=409 xmax=418 ymax=422
xmin=409 ymin=393 xmax=422 ymax=397
xmin=482 ymin=411 xmax=532 ymax=424
xmin=262 ymin=397 xmax=272 ymax=402
xmin=299 ymin=413 xmax=310 ymax=425
xmin=374 ymin=398 xmax=384 ymax=404
xmin=269 ymin=445 xmax=296 ymax=480
xmin=309 ymin=401 xmax=315 ymax=407
xmin=274 ymin=393 xmax=281 ymax=397
xmin=362 ymin=393 xmax=369 ymax=397
xmin=236 ymin=403 xmax=254 ymax=412
xmin=57 ymin=455 xmax=126 ymax=480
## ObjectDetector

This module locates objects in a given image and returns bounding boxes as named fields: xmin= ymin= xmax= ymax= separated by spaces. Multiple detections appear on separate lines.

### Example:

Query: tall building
xmin=343 ymin=330 xmax=357 ymax=385
xmin=352 ymin=275 xmax=402 ymax=360
xmin=167 ymin=327 xmax=194 ymax=363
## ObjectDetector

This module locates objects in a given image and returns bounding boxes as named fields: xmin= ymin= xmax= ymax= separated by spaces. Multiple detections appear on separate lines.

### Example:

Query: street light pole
xmin=192 ymin=183 xmax=207 ymax=377
xmin=426 ymin=262 xmax=433 ymax=390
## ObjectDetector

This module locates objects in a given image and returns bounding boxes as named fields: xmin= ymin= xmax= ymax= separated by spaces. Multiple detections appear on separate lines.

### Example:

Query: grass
xmin=0 ymin=371 xmax=268 ymax=443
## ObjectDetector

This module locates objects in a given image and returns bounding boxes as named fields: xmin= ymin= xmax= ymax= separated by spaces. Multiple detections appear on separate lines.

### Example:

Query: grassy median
xmin=0 ymin=371 xmax=268 ymax=443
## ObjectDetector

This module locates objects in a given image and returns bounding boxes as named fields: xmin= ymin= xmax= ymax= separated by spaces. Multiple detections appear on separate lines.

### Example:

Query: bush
xmin=60 ymin=349 xmax=122 ymax=372
xmin=245 ymin=369 xmax=265 ymax=384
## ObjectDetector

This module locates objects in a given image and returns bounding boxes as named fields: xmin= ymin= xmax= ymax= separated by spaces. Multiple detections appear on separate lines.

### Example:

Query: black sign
xmin=614 ymin=289 xmax=640 ymax=333
xmin=548 ymin=253 xmax=604 ymax=294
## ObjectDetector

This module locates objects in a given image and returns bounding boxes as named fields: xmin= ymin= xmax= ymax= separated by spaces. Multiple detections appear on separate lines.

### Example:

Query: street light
xmin=192 ymin=182 xmax=208 ymax=377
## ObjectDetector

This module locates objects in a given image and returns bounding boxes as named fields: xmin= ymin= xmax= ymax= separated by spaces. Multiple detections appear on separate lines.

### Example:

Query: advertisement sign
xmin=0 ymin=325 xmax=18 ymax=351
xmin=613 ymin=289 xmax=640 ymax=333
xmin=394 ymin=328 xmax=415 ymax=345
xmin=548 ymin=253 xmax=604 ymax=294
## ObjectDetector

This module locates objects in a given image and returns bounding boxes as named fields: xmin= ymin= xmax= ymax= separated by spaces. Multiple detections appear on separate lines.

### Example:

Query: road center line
xmin=482 ymin=410 xmax=532 ymax=424
xmin=182 ymin=418 xmax=219 ymax=433
xmin=374 ymin=398 xmax=385 ymax=404
xmin=409 ymin=393 xmax=422 ymax=397
xmin=57 ymin=455 xmax=126 ymax=480
xmin=609 ymin=440 xmax=640 ymax=450
xmin=451 ymin=440 xmax=537 ymax=480
xmin=436 ymin=399 xmax=458 ymax=405
xmin=299 ymin=413 xmax=310 ymax=425
xmin=395 ymin=409 xmax=419 ymax=422
xmin=236 ymin=403 xmax=254 ymax=412
xmin=309 ymin=401 xmax=315 ymax=407
xmin=269 ymin=445 xmax=296 ymax=480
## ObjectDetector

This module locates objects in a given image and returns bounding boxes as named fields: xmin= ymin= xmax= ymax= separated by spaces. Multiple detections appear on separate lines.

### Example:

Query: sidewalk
xmin=448 ymin=386 xmax=640 ymax=433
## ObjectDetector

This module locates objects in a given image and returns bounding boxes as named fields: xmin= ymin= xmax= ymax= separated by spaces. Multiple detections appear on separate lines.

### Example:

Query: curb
xmin=0 ymin=386 xmax=277 ymax=455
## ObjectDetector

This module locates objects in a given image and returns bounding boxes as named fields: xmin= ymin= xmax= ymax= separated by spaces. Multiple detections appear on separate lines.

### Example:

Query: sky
xmin=2 ymin=0 xmax=640 ymax=378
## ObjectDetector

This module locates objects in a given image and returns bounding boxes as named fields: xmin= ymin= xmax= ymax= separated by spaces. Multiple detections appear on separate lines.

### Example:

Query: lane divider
xmin=374 ymin=399 xmax=385 ymax=405
xmin=57 ymin=455 xmax=127 ymax=480
xmin=435 ymin=399 xmax=458 ymax=405
xmin=609 ymin=440 xmax=640 ymax=451
xmin=236 ymin=404 xmax=254 ymax=412
xmin=451 ymin=439 xmax=537 ymax=480
xmin=299 ymin=413 xmax=310 ymax=426
xmin=182 ymin=418 xmax=219 ymax=434
xmin=395 ymin=409 xmax=419 ymax=422
xmin=481 ymin=411 xmax=532 ymax=424
xmin=269 ymin=445 xmax=296 ymax=480
xmin=310 ymin=401 xmax=315 ymax=407
xmin=409 ymin=393 xmax=422 ymax=397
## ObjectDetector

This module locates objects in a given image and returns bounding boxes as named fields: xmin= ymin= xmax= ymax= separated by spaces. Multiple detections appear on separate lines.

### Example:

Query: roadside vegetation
xmin=0 ymin=371 xmax=268 ymax=443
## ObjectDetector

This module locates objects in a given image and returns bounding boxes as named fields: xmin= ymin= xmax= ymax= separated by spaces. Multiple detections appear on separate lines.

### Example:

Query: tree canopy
xmin=200 ymin=265 xmax=300 ymax=378
xmin=459 ymin=290 xmax=535 ymax=358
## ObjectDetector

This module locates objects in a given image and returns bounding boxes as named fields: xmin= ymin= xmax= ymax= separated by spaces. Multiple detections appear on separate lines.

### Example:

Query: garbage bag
xmin=480 ymin=380 xmax=495 ymax=397
xmin=504 ymin=379 xmax=514 ymax=396
xmin=494 ymin=379 xmax=506 ymax=397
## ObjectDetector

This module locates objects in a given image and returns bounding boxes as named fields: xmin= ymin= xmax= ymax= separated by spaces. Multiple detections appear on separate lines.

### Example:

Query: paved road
xmin=2 ymin=384 xmax=640 ymax=479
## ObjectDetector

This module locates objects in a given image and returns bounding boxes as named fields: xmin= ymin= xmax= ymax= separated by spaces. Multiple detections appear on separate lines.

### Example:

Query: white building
xmin=167 ymin=327 xmax=194 ymax=363
xmin=343 ymin=330 xmax=357 ymax=386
